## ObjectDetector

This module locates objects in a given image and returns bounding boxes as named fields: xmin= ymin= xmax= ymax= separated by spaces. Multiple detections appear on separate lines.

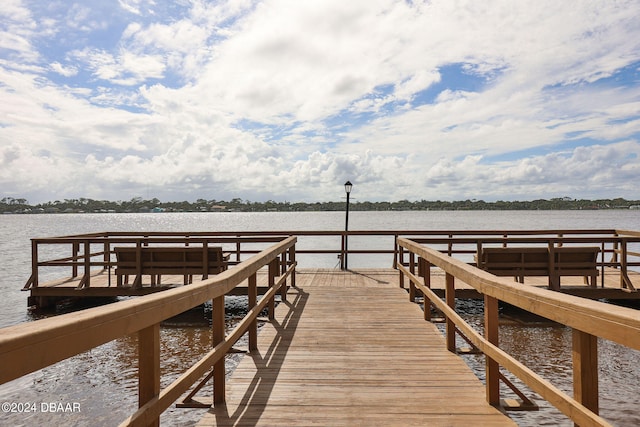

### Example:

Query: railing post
xmin=248 ymin=273 xmax=257 ymax=352
xmin=72 ymin=241 xmax=80 ymax=278
xmin=548 ymin=241 xmax=559 ymax=290
xmin=289 ymin=244 xmax=296 ymax=288
xmin=31 ymin=240 xmax=39 ymax=288
xmin=445 ymin=272 xmax=456 ymax=352
xmin=235 ymin=237 xmax=241 ymax=264
xmin=399 ymin=245 xmax=405 ymax=288
xmin=133 ymin=240 xmax=143 ymax=288
xmin=280 ymin=252 xmax=287 ymax=302
xmin=572 ymin=329 xmax=599 ymax=419
xmin=393 ymin=234 xmax=398 ymax=269
xmin=138 ymin=323 xmax=160 ymax=427
xmin=611 ymin=234 xmax=619 ymax=264
xmin=340 ymin=234 xmax=346 ymax=270
xmin=484 ymin=295 xmax=500 ymax=406
xmin=268 ymin=259 xmax=278 ymax=320
xmin=420 ymin=257 xmax=431 ymax=321
xmin=83 ymin=240 xmax=91 ymax=287
xmin=409 ymin=252 xmax=416 ymax=302
xmin=620 ymin=239 xmax=628 ymax=289
xmin=103 ymin=240 xmax=110 ymax=271
xmin=212 ymin=295 xmax=226 ymax=405
xmin=104 ymin=239 xmax=111 ymax=286
xmin=202 ymin=241 xmax=209 ymax=280
xmin=600 ymin=242 xmax=605 ymax=287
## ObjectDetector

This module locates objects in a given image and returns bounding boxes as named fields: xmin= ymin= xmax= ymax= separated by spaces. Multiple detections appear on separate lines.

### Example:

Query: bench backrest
xmin=478 ymin=246 xmax=599 ymax=277
xmin=114 ymin=246 xmax=228 ymax=274
xmin=479 ymin=247 xmax=549 ymax=276
xmin=552 ymin=247 xmax=599 ymax=273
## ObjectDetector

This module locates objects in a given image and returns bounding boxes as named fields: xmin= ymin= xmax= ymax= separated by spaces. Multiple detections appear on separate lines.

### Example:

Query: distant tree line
xmin=1 ymin=196 xmax=639 ymax=214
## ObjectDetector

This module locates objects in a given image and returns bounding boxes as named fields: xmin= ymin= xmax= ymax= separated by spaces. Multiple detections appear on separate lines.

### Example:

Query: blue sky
xmin=1 ymin=0 xmax=640 ymax=203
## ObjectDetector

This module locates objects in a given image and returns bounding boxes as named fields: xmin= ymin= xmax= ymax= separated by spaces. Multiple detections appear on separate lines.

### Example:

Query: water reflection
xmin=431 ymin=300 xmax=640 ymax=427
xmin=0 ymin=296 xmax=268 ymax=426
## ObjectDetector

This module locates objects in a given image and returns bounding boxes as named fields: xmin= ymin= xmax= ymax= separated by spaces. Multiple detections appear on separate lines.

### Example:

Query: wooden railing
xmin=2 ymin=236 xmax=297 ymax=426
xmin=21 ymin=229 xmax=640 ymax=290
xmin=400 ymin=230 xmax=640 ymax=291
xmin=22 ymin=233 xmax=290 ymax=289
xmin=397 ymin=237 xmax=640 ymax=427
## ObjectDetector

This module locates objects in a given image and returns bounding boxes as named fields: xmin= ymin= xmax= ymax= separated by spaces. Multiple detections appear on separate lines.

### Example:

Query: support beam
xmin=572 ymin=328 xmax=599 ymax=420
xmin=138 ymin=323 xmax=160 ymax=427
xmin=212 ymin=295 xmax=226 ymax=406
xmin=248 ymin=273 xmax=257 ymax=352
xmin=445 ymin=272 xmax=456 ymax=352
xmin=484 ymin=295 xmax=500 ymax=406
xmin=420 ymin=258 xmax=432 ymax=322
xmin=268 ymin=259 xmax=278 ymax=320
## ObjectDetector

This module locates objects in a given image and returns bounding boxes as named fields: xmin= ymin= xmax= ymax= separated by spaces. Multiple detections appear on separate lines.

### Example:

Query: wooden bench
xmin=476 ymin=246 xmax=599 ymax=290
xmin=114 ymin=246 xmax=230 ymax=288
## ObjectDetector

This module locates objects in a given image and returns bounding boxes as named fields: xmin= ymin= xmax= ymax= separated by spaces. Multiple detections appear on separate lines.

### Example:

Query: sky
xmin=1 ymin=0 xmax=640 ymax=204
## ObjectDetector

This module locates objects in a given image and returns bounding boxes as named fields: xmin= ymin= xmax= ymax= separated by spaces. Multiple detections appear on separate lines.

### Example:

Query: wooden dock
xmin=6 ymin=233 xmax=639 ymax=426
xmin=196 ymin=270 xmax=516 ymax=426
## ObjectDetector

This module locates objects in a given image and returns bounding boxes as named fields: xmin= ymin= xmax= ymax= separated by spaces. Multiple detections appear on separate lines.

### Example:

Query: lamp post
xmin=343 ymin=181 xmax=352 ymax=270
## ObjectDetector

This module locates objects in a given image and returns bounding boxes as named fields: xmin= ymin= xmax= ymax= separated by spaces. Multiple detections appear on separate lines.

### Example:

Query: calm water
xmin=0 ymin=210 xmax=638 ymax=426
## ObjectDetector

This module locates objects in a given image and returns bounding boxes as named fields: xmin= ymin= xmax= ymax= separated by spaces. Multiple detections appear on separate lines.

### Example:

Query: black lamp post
xmin=343 ymin=181 xmax=352 ymax=270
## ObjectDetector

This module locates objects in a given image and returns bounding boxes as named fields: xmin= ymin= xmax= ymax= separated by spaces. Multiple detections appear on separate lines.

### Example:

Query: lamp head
xmin=344 ymin=181 xmax=353 ymax=194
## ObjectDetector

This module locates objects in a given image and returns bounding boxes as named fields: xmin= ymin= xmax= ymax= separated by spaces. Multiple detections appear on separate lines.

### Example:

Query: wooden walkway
xmin=197 ymin=270 xmax=516 ymax=426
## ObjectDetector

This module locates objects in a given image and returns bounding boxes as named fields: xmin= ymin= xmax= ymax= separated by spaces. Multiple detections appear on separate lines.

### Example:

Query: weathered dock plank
xmin=196 ymin=271 xmax=516 ymax=426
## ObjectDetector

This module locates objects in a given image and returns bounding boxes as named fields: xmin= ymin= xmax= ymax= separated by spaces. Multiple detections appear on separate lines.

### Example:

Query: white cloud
xmin=0 ymin=0 xmax=39 ymax=62
xmin=69 ymin=47 xmax=165 ymax=85
xmin=50 ymin=61 xmax=77 ymax=77
xmin=118 ymin=0 xmax=144 ymax=16
xmin=414 ymin=141 xmax=640 ymax=200
xmin=1 ymin=0 xmax=640 ymax=203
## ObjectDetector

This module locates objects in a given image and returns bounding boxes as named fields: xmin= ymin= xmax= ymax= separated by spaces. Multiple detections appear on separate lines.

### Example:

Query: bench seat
xmin=114 ymin=246 xmax=230 ymax=288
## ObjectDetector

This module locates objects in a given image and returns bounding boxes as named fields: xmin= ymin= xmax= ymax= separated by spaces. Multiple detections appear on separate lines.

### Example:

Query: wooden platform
xmin=25 ymin=266 xmax=640 ymax=309
xmin=196 ymin=271 xmax=516 ymax=426
xmin=24 ymin=269 xmax=272 ymax=307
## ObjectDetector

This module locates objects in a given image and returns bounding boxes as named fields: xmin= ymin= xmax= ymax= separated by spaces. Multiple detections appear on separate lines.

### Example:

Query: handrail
xmin=616 ymin=229 xmax=640 ymax=237
xmin=23 ymin=235 xmax=291 ymax=289
xmin=1 ymin=236 xmax=297 ymax=426
xmin=397 ymin=237 xmax=640 ymax=427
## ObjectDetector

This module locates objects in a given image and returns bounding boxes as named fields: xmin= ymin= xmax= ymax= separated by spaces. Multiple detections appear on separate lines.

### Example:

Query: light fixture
xmin=344 ymin=181 xmax=353 ymax=195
